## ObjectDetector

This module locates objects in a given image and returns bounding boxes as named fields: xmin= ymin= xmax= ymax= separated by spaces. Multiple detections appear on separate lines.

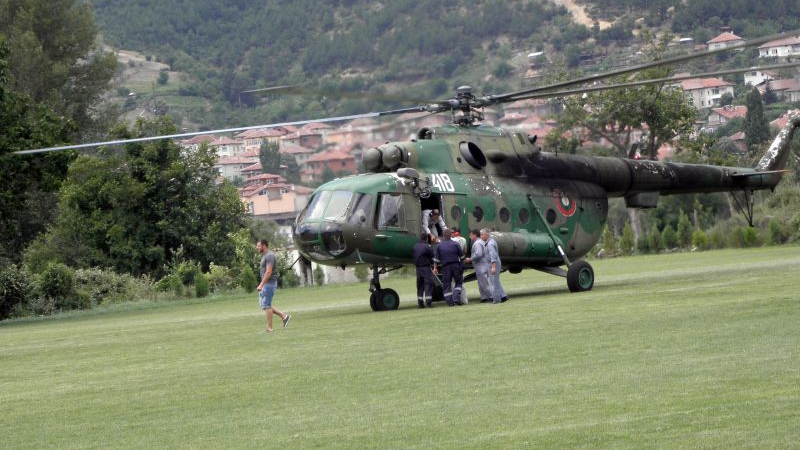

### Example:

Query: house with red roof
xmin=706 ymin=32 xmax=744 ymax=51
xmin=237 ymin=173 xmax=313 ymax=222
xmin=680 ymin=78 xmax=735 ymax=109
xmin=235 ymin=128 xmax=287 ymax=153
xmin=214 ymin=156 xmax=259 ymax=179
xmin=180 ymin=134 xmax=218 ymax=152
xmin=770 ymin=110 xmax=800 ymax=129
xmin=300 ymin=150 xmax=357 ymax=184
xmin=209 ymin=136 xmax=245 ymax=158
xmin=707 ymin=105 xmax=748 ymax=130
xmin=758 ymin=36 xmax=800 ymax=58
xmin=757 ymin=79 xmax=800 ymax=102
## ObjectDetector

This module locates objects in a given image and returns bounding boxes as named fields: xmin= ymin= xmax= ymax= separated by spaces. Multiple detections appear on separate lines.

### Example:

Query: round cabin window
xmin=450 ymin=205 xmax=462 ymax=222
xmin=519 ymin=208 xmax=530 ymax=224
xmin=546 ymin=209 xmax=557 ymax=225
xmin=473 ymin=205 xmax=484 ymax=222
xmin=499 ymin=207 xmax=510 ymax=223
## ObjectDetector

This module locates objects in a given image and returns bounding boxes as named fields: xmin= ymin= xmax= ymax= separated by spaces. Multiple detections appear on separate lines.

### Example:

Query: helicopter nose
xmin=292 ymin=221 xmax=347 ymax=261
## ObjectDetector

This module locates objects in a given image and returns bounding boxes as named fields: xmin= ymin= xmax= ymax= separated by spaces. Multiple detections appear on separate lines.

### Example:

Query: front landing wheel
xmin=370 ymin=288 xmax=400 ymax=311
xmin=567 ymin=260 xmax=594 ymax=292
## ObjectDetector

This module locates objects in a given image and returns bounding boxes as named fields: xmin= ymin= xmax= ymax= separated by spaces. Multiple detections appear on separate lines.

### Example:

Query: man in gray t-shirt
xmin=256 ymin=239 xmax=290 ymax=332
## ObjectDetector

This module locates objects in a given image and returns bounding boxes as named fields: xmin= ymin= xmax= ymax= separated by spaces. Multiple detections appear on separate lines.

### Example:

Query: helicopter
xmin=16 ymin=30 xmax=800 ymax=311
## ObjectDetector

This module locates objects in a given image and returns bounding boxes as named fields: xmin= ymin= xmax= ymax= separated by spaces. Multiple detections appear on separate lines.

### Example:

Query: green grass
xmin=2 ymin=247 xmax=799 ymax=449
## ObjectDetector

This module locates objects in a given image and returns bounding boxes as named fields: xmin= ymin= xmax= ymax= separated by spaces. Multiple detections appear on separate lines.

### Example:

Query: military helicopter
xmin=16 ymin=30 xmax=800 ymax=311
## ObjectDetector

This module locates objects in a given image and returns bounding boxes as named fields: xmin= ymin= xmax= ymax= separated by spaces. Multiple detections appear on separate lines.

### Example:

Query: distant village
xmin=187 ymin=30 xmax=800 ymax=223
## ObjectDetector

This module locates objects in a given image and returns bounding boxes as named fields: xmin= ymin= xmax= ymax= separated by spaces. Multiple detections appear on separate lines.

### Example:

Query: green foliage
xmin=766 ymin=219 xmax=790 ymax=246
xmin=646 ymin=225 xmax=662 ymax=253
xmin=744 ymin=88 xmax=771 ymax=151
xmin=207 ymin=263 xmax=236 ymax=293
xmin=258 ymin=140 xmax=281 ymax=175
xmin=0 ymin=0 xmax=117 ymax=132
xmin=31 ymin=262 xmax=83 ymax=314
xmin=313 ymin=264 xmax=325 ymax=286
xmin=691 ymin=229 xmax=709 ymax=250
xmin=661 ymin=225 xmax=677 ymax=249
xmin=157 ymin=70 xmax=169 ymax=85
xmin=354 ymin=265 xmax=369 ymax=282
xmin=74 ymin=267 xmax=154 ymax=306
xmin=194 ymin=272 xmax=209 ymax=298
xmin=619 ymin=222 xmax=636 ymax=255
xmin=240 ymin=265 xmax=257 ymax=293
xmin=676 ymin=211 xmax=693 ymax=248
xmin=0 ymin=264 xmax=32 ymax=320
xmin=35 ymin=118 xmax=247 ymax=278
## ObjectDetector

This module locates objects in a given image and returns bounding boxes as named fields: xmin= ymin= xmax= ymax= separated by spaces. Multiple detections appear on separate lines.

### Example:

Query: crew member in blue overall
xmin=412 ymin=233 xmax=436 ymax=308
xmin=465 ymin=229 xmax=493 ymax=302
xmin=433 ymin=228 xmax=464 ymax=307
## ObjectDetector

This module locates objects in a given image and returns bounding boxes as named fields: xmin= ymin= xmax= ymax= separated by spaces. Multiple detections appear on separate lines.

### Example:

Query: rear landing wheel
xmin=567 ymin=260 xmax=594 ymax=292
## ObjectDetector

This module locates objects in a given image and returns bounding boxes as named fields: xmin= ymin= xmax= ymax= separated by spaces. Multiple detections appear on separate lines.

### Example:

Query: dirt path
xmin=549 ymin=0 xmax=612 ymax=30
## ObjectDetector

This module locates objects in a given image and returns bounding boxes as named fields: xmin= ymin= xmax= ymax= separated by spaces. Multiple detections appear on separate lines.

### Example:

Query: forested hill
xmin=88 ymin=0 xmax=800 ymax=126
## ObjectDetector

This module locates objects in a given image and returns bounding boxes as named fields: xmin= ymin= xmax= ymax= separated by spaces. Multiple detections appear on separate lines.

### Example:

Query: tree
xmin=28 ymin=118 xmax=247 ymax=277
xmin=744 ymin=87 xmax=770 ymax=151
xmin=0 ymin=0 xmax=117 ymax=134
xmin=259 ymin=140 xmax=282 ymax=175
xmin=553 ymin=33 xmax=696 ymax=159
xmin=0 ymin=40 xmax=76 ymax=266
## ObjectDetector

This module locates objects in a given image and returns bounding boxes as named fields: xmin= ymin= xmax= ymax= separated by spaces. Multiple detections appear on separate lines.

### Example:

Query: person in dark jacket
xmin=412 ymin=233 xmax=436 ymax=308
xmin=434 ymin=228 xmax=464 ymax=306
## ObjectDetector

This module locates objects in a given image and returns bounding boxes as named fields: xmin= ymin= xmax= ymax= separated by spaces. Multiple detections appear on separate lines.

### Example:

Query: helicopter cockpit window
xmin=377 ymin=193 xmax=405 ymax=229
xmin=300 ymin=191 xmax=331 ymax=222
xmin=348 ymin=193 xmax=373 ymax=226
xmin=459 ymin=141 xmax=487 ymax=169
xmin=322 ymin=191 xmax=354 ymax=222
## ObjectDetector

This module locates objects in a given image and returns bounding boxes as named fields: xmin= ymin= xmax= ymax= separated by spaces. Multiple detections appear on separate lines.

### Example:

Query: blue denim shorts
xmin=259 ymin=281 xmax=277 ymax=309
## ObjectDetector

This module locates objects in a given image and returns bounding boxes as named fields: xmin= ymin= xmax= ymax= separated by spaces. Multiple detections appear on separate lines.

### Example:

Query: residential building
xmin=300 ymin=151 xmax=357 ymax=184
xmin=680 ymin=78 xmax=735 ymax=109
xmin=214 ymin=156 xmax=258 ymax=179
xmin=744 ymin=69 xmax=776 ymax=86
xmin=706 ymin=105 xmax=748 ymax=131
xmin=181 ymin=134 xmax=217 ymax=152
xmin=757 ymin=78 xmax=800 ymax=102
xmin=209 ymin=136 xmax=244 ymax=158
xmin=234 ymin=128 xmax=286 ymax=153
xmin=758 ymin=36 xmax=800 ymax=58
xmin=706 ymin=32 xmax=744 ymax=51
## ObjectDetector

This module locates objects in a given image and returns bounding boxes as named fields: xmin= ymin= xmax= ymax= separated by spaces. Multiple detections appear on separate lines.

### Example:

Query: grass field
xmin=2 ymin=247 xmax=799 ymax=449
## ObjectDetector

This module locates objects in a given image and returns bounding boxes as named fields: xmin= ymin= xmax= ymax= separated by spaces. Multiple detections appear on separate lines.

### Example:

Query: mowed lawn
xmin=2 ymin=247 xmax=799 ymax=449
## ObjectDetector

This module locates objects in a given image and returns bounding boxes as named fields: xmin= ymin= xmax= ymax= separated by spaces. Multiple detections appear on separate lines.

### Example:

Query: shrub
xmin=354 ymin=265 xmax=369 ymax=282
xmin=661 ymin=225 xmax=677 ymax=249
xmin=194 ymin=272 xmax=209 ymax=298
xmin=739 ymin=227 xmax=759 ymax=248
xmin=74 ymin=268 xmax=152 ymax=306
xmin=766 ymin=219 xmax=789 ymax=245
xmin=32 ymin=263 xmax=81 ymax=314
xmin=619 ymin=222 xmax=636 ymax=255
xmin=313 ymin=264 xmax=325 ymax=285
xmin=676 ymin=211 xmax=693 ymax=248
xmin=156 ymin=273 xmax=184 ymax=296
xmin=691 ymin=229 xmax=709 ymax=250
xmin=207 ymin=263 xmax=236 ymax=293
xmin=240 ymin=265 xmax=257 ymax=293
xmin=646 ymin=226 xmax=662 ymax=253
xmin=0 ymin=265 xmax=33 ymax=320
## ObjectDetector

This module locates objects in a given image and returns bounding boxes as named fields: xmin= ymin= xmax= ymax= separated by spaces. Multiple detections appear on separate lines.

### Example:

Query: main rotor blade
xmin=508 ymin=62 xmax=800 ymax=101
xmin=241 ymin=85 xmax=434 ymax=105
xmin=487 ymin=29 xmax=800 ymax=104
xmin=13 ymin=106 xmax=426 ymax=155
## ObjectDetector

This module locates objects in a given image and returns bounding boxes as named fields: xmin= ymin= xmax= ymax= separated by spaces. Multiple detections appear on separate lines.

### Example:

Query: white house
xmin=744 ymin=69 xmax=776 ymax=86
xmin=758 ymin=36 xmax=800 ymax=58
xmin=680 ymin=78 xmax=735 ymax=109
xmin=706 ymin=32 xmax=744 ymax=51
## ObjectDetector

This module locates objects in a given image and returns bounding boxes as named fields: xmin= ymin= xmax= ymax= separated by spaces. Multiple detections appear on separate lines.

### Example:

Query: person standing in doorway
xmin=484 ymin=228 xmax=508 ymax=303
xmin=465 ymin=229 xmax=493 ymax=302
xmin=257 ymin=239 xmax=291 ymax=332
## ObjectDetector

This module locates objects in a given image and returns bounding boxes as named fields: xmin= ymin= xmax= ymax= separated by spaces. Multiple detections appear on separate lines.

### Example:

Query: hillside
xmin=89 ymin=0 xmax=800 ymax=129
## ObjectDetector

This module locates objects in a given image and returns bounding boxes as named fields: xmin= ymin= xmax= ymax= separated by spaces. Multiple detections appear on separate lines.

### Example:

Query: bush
xmin=74 ymin=268 xmax=153 ymax=306
xmin=691 ymin=229 xmax=709 ymax=250
xmin=619 ymin=223 xmax=636 ymax=255
xmin=354 ymin=265 xmax=369 ymax=282
xmin=194 ymin=272 xmax=209 ymax=298
xmin=676 ymin=211 xmax=693 ymax=248
xmin=767 ymin=219 xmax=789 ymax=245
xmin=241 ymin=265 xmax=257 ymax=293
xmin=661 ymin=225 xmax=677 ymax=249
xmin=32 ymin=263 xmax=82 ymax=314
xmin=313 ymin=264 xmax=325 ymax=285
xmin=646 ymin=226 xmax=662 ymax=253
xmin=0 ymin=265 xmax=33 ymax=320
xmin=207 ymin=263 xmax=236 ymax=293
xmin=156 ymin=273 xmax=184 ymax=296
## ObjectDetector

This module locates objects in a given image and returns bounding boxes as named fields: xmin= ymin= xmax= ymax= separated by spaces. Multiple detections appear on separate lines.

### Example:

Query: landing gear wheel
xmin=370 ymin=288 xmax=400 ymax=311
xmin=369 ymin=292 xmax=380 ymax=311
xmin=567 ymin=260 xmax=594 ymax=292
